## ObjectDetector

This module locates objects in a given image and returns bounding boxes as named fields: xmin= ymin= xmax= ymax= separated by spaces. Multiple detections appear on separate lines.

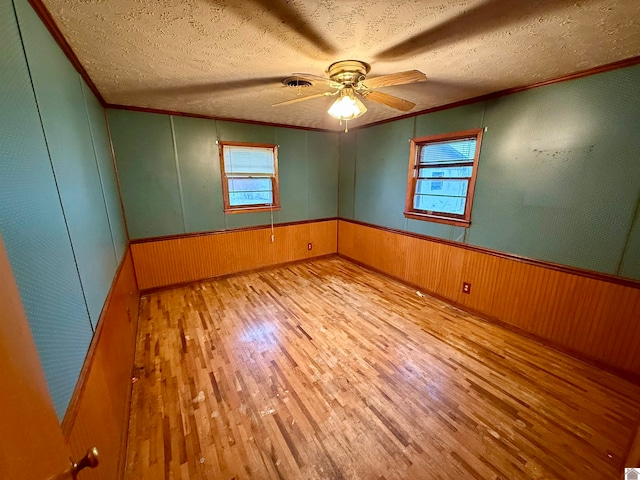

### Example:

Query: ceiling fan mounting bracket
xmin=282 ymin=77 xmax=314 ymax=88
xmin=328 ymin=60 xmax=371 ymax=86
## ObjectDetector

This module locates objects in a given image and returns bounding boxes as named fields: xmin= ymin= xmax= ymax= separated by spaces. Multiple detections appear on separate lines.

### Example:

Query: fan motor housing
xmin=328 ymin=60 xmax=371 ymax=85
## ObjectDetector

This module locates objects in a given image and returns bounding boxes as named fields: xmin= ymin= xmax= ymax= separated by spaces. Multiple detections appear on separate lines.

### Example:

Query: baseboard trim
xmin=338 ymin=253 xmax=640 ymax=386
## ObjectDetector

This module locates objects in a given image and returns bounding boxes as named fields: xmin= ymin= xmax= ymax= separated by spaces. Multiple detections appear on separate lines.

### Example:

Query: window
xmin=404 ymin=129 xmax=483 ymax=227
xmin=219 ymin=142 xmax=280 ymax=214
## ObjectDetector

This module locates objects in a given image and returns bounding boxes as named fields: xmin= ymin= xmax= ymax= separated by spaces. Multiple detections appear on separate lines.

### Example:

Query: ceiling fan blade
xmin=363 ymin=91 xmax=416 ymax=112
xmin=272 ymin=92 xmax=333 ymax=107
xmin=362 ymin=70 xmax=427 ymax=90
xmin=291 ymin=73 xmax=340 ymax=88
xmin=375 ymin=0 xmax=578 ymax=61
xmin=246 ymin=0 xmax=336 ymax=55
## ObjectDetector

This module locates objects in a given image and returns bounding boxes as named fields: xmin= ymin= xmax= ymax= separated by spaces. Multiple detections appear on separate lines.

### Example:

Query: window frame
xmin=218 ymin=141 xmax=281 ymax=214
xmin=404 ymin=128 xmax=484 ymax=228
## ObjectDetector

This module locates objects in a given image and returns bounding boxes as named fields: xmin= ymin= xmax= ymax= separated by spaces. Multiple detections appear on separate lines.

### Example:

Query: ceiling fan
xmin=272 ymin=60 xmax=427 ymax=131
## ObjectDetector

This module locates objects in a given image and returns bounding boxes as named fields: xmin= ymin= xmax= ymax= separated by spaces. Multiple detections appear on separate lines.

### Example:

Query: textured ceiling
xmin=42 ymin=0 xmax=640 ymax=130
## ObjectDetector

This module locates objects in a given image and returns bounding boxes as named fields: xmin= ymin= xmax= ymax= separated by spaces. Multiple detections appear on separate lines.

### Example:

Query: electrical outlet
xmin=462 ymin=282 xmax=471 ymax=294
xmin=308 ymin=242 xmax=312 ymax=250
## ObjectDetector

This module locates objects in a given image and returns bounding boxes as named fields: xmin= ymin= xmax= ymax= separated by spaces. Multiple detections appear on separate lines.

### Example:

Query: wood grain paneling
xmin=62 ymin=248 xmax=140 ymax=480
xmin=131 ymin=220 xmax=338 ymax=290
xmin=338 ymin=220 xmax=640 ymax=379
xmin=309 ymin=218 xmax=338 ymax=257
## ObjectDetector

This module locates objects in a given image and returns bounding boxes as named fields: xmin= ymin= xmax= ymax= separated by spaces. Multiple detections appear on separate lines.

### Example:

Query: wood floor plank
xmin=125 ymin=257 xmax=640 ymax=479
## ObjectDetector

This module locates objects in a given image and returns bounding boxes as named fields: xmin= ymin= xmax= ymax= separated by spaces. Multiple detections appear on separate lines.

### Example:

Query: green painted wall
xmin=172 ymin=116 xmax=225 ymax=233
xmin=108 ymin=110 xmax=184 ymax=238
xmin=354 ymin=118 xmax=414 ymax=231
xmin=0 ymin=0 xmax=127 ymax=419
xmin=108 ymin=111 xmax=340 ymax=239
xmin=17 ymin=0 xmax=119 ymax=324
xmin=338 ymin=133 xmax=357 ymax=219
xmin=339 ymin=65 xmax=640 ymax=280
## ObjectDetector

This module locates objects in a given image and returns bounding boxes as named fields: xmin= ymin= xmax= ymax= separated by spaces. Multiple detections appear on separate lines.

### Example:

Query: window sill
xmin=225 ymin=205 xmax=281 ymax=215
xmin=403 ymin=211 xmax=470 ymax=228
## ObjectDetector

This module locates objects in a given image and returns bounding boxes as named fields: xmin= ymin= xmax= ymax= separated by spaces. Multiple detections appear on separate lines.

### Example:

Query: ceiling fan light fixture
xmin=275 ymin=61 xmax=424 ymax=131
xmin=327 ymin=88 xmax=367 ymax=121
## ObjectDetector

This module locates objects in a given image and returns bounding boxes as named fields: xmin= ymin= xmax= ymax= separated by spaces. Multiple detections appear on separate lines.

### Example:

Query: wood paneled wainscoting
xmin=338 ymin=219 xmax=640 ymax=380
xmin=61 ymin=248 xmax=140 ymax=480
xmin=130 ymin=219 xmax=338 ymax=291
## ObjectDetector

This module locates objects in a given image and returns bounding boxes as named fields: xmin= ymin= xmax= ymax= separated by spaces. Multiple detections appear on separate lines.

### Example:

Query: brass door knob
xmin=71 ymin=447 xmax=99 ymax=478
xmin=49 ymin=447 xmax=99 ymax=480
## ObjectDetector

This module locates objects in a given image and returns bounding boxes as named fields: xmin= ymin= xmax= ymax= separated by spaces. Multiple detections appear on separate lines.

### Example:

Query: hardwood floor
xmin=125 ymin=257 xmax=640 ymax=479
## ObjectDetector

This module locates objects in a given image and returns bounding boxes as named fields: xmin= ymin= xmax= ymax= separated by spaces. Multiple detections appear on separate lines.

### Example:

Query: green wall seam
xmin=12 ymin=0 xmax=94 ymax=332
xmin=305 ymin=131 xmax=309 ymax=218
xmin=402 ymin=117 xmax=418 ymax=233
xmin=104 ymin=110 xmax=131 ymax=241
xmin=80 ymin=77 xmax=119 ymax=265
xmin=338 ymin=136 xmax=344 ymax=219
xmin=618 ymin=192 xmax=640 ymax=276
xmin=464 ymin=102 xmax=489 ymax=245
xmin=170 ymin=115 xmax=188 ymax=233
xmin=214 ymin=119 xmax=229 ymax=231
xmin=352 ymin=131 xmax=358 ymax=220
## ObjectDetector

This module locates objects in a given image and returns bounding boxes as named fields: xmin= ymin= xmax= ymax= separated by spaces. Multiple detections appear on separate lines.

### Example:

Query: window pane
xmin=223 ymin=145 xmax=275 ymax=174
xmin=229 ymin=191 xmax=273 ymax=206
xmin=418 ymin=166 xmax=473 ymax=178
xmin=419 ymin=138 xmax=476 ymax=165
xmin=416 ymin=179 xmax=468 ymax=196
xmin=228 ymin=177 xmax=272 ymax=192
xmin=413 ymin=195 xmax=466 ymax=215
